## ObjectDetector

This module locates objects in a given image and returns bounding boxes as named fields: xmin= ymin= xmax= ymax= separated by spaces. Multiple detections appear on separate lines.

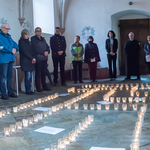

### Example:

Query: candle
xmin=16 ymin=121 xmax=22 ymax=130
xmin=133 ymin=104 xmax=138 ymax=111
xmin=22 ymin=119 xmax=28 ymax=127
xmin=105 ymin=104 xmax=110 ymax=110
xmin=33 ymin=115 xmax=38 ymax=122
xmin=2 ymin=110 xmax=6 ymax=117
xmin=90 ymin=104 xmax=94 ymax=110
xmin=10 ymin=124 xmax=16 ymax=133
xmin=37 ymin=113 xmax=43 ymax=120
xmin=128 ymin=97 xmax=133 ymax=103
xmin=110 ymin=97 xmax=114 ymax=103
xmin=122 ymin=104 xmax=127 ymax=111
xmin=0 ymin=111 xmax=2 ymax=117
xmin=135 ymin=97 xmax=139 ymax=103
xmin=13 ymin=107 xmax=18 ymax=113
xmin=6 ymin=108 xmax=11 ymax=115
xmin=74 ymin=103 xmax=79 ymax=110
xmin=28 ymin=117 xmax=33 ymax=125
xmin=116 ymin=97 xmax=121 ymax=103
xmin=4 ymin=127 xmax=10 ymax=136
xmin=122 ymin=97 xmax=127 ymax=103
xmin=96 ymin=104 xmax=101 ymax=110
xmin=114 ymin=103 xmax=119 ymax=111
xmin=144 ymin=91 xmax=148 ymax=97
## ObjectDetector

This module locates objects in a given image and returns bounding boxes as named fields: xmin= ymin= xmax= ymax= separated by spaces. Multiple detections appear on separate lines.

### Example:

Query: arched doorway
xmin=111 ymin=10 xmax=150 ymax=76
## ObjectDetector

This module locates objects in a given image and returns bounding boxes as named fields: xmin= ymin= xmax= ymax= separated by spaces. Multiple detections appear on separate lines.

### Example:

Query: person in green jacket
xmin=70 ymin=35 xmax=84 ymax=84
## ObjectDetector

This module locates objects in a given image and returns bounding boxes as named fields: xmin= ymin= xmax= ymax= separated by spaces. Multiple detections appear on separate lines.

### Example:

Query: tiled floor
xmin=0 ymin=76 xmax=150 ymax=150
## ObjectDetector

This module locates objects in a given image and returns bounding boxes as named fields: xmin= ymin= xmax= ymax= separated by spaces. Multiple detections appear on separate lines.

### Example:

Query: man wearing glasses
xmin=0 ymin=23 xmax=19 ymax=100
xmin=31 ymin=27 xmax=50 ymax=92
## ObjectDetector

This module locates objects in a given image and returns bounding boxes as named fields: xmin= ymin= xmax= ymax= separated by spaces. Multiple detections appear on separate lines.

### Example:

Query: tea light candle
xmin=133 ymin=104 xmax=138 ymax=111
xmin=10 ymin=124 xmax=16 ymax=133
xmin=22 ymin=119 xmax=28 ymax=127
xmin=43 ymin=111 xmax=48 ymax=118
xmin=144 ymin=91 xmax=148 ymax=97
xmin=28 ymin=117 xmax=33 ymax=125
xmin=90 ymin=104 xmax=94 ymax=110
xmin=67 ymin=104 xmax=71 ymax=109
xmin=135 ymin=97 xmax=139 ymax=103
xmin=4 ymin=127 xmax=10 ymax=136
xmin=83 ymin=104 xmax=88 ymax=110
xmin=74 ymin=103 xmax=79 ymax=110
xmin=105 ymin=104 xmax=110 ymax=110
xmin=142 ymin=97 xmax=146 ymax=103
xmin=116 ymin=97 xmax=121 ymax=103
xmin=128 ymin=97 xmax=133 ymax=103
xmin=122 ymin=97 xmax=127 ymax=103
xmin=114 ymin=103 xmax=119 ymax=111
xmin=16 ymin=121 xmax=22 ymax=130
xmin=6 ymin=108 xmax=11 ymax=115
xmin=13 ymin=107 xmax=18 ymax=113
xmin=122 ymin=104 xmax=127 ymax=111
xmin=110 ymin=97 xmax=114 ymax=103
xmin=33 ymin=115 xmax=38 ymax=122
xmin=2 ymin=110 xmax=6 ymax=117
xmin=52 ymin=106 xmax=57 ymax=112
xmin=96 ymin=104 xmax=101 ymax=110
xmin=37 ymin=113 xmax=43 ymax=120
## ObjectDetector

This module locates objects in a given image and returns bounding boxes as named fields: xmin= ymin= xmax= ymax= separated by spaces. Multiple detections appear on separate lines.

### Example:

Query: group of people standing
xmin=0 ymin=23 xmax=67 ymax=100
xmin=0 ymin=22 xmax=150 ymax=100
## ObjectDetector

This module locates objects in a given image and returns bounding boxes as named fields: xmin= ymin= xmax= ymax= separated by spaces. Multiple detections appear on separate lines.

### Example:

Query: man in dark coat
xmin=124 ymin=32 xmax=140 ymax=80
xmin=31 ymin=27 xmax=50 ymax=92
xmin=50 ymin=27 xmax=67 ymax=86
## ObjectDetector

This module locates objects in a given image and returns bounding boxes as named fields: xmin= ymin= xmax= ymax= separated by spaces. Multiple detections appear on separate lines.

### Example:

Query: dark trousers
xmin=147 ymin=62 xmax=150 ymax=73
xmin=88 ymin=62 xmax=97 ymax=81
xmin=107 ymin=54 xmax=117 ymax=78
xmin=0 ymin=62 xmax=13 ymax=96
xmin=72 ymin=61 xmax=82 ymax=82
xmin=24 ymin=71 xmax=32 ymax=93
xmin=46 ymin=68 xmax=53 ymax=85
xmin=52 ymin=56 xmax=65 ymax=84
xmin=35 ymin=61 xmax=47 ymax=91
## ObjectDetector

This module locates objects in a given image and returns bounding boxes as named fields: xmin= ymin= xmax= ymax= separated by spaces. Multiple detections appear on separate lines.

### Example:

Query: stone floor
xmin=0 ymin=75 xmax=150 ymax=150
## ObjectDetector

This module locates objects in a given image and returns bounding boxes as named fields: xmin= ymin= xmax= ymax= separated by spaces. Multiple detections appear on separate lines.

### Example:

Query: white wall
xmin=57 ymin=0 xmax=150 ymax=75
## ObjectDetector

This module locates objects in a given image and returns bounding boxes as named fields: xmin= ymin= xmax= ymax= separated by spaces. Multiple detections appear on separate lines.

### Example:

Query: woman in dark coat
xmin=106 ymin=30 xmax=118 ymax=81
xmin=19 ymin=29 xmax=36 ymax=95
xmin=144 ymin=35 xmax=150 ymax=73
xmin=84 ymin=36 xmax=101 ymax=82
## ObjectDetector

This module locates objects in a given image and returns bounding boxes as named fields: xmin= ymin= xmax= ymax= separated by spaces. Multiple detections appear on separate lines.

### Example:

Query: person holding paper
xmin=144 ymin=36 xmax=150 ymax=73
xmin=84 ymin=36 xmax=100 ymax=82
xmin=70 ymin=35 xmax=84 ymax=84
xmin=0 ymin=23 xmax=19 ymax=100
xmin=106 ymin=30 xmax=118 ymax=81
xmin=124 ymin=32 xmax=140 ymax=80
xmin=19 ymin=29 xmax=36 ymax=95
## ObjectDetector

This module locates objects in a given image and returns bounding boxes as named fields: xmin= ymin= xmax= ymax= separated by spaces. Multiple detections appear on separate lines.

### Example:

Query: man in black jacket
xmin=31 ymin=27 xmax=50 ymax=92
xmin=50 ymin=27 xmax=67 ymax=86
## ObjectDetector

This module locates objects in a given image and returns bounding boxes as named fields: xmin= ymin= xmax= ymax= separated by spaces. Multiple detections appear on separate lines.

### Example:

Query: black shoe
xmin=125 ymin=78 xmax=130 ymax=80
xmin=113 ymin=78 xmax=116 ymax=81
xmin=1 ymin=95 xmax=9 ymax=100
xmin=37 ymin=89 xmax=43 ymax=92
xmin=79 ymin=81 xmax=84 ymax=83
xmin=26 ymin=91 xmax=35 ymax=95
xmin=61 ymin=82 xmax=67 ymax=86
xmin=74 ymin=81 xmax=77 ymax=84
xmin=43 ymin=88 xmax=51 ymax=91
xmin=93 ymin=80 xmax=97 ymax=82
xmin=110 ymin=78 xmax=113 ymax=81
xmin=137 ymin=77 xmax=140 ymax=80
xmin=8 ymin=93 xmax=17 ymax=98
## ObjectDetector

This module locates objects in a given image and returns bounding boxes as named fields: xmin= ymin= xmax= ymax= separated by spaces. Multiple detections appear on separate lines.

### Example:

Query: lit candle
xmin=4 ymin=127 xmax=10 ymax=136
xmin=114 ymin=103 xmax=119 ymax=111
xmin=10 ymin=124 xmax=16 ymax=133
xmin=13 ymin=107 xmax=18 ymax=113
xmin=22 ymin=119 xmax=28 ymax=127
xmin=90 ymin=104 xmax=94 ymax=110
xmin=16 ymin=121 xmax=22 ymax=130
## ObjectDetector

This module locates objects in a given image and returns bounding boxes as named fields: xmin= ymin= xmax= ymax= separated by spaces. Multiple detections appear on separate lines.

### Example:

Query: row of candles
xmin=67 ymin=103 xmax=138 ymax=111
xmin=106 ymin=97 xmax=147 ymax=104
xmin=67 ymin=87 xmax=75 ymax=93
xmin=130 ymin=105 xmax=147 ymax=150
xmin=44 ymin=115 xmax=94 ymax=150
xmin=0 ymin=93 xmax=59 ymax=118
xmin=3 ymin=87 xmax=99 ymax=137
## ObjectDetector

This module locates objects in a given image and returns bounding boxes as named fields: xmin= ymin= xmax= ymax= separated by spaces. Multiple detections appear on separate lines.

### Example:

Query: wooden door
xmin=119 ymin=19 xmax=150 ymax=75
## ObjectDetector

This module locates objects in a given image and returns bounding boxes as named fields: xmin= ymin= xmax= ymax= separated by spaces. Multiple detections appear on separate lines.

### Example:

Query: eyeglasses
xmin=3 ymin=27 xmax=11 ymax=30
xmin=35 ymin=30 xmax=41 ymax=32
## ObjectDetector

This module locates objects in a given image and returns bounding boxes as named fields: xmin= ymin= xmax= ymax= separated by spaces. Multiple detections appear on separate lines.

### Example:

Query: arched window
xmin=33 ymin=0 xmax=54 ymax=34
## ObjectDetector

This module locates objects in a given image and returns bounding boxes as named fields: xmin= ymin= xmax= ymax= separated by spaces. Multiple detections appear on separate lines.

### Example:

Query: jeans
xmin=24 ymin=71 xmax=32 ymax=93
xmin=0 ymin=62 xmax=13 ymax=96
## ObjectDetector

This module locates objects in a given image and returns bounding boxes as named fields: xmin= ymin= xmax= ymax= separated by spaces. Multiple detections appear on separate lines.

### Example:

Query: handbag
xmin=36 ymin=54 xmax=48 ymax=62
